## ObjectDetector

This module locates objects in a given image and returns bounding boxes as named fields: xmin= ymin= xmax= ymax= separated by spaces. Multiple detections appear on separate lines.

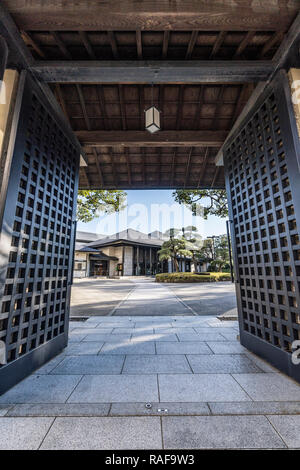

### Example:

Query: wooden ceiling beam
xmin=5 ymin=1 xmax=298 ymax=31
xmin=75 ymin=130 xmax=227 ymax=147
xmin=31 ymin=60 xmax=275 ymax=83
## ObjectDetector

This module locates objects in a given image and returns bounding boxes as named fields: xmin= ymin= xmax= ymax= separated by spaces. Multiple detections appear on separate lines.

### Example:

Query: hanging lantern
xmin=145 ymin=105 xmax=161 ymax=133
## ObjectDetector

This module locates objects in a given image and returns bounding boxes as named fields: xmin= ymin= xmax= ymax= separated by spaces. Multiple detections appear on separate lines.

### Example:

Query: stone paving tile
xmin=195 ymin=333 xmax=228 ymax=342
xmin=70 ymin=328 xmax=112 ymax=335
xmin=110 ymin=402 xmax=210 ymax=416
xmin=99 ymin=341 xmax=156 ymax=355
xmin=206 ymin=341 xmax=246 ymax=354
xmin=220 ymin=332 xmax=240 ymax=341
xmin=33 ymin=353 xmax=66 ymax=374
xmin=83 ymin=333 xmax=132 ymax=342
xmin=156 ymin=341 xmax=212 ymax=355
xmin=64 ymin=342 xmax=104 ymax=355
xmin=244 ymin=351 xmax=279 ymax=373
xmin=50 ymin=355 xmax=124 ymax=375
xmin=68 ymin=375 xmax=159 ymax=403
xmin=186 ymin=354 xmax=263 ymax=374
xmin=154 ymin=327 xmax=196 ymax=334
xmin=209 ymin=402 xmax=300 ymax=416
xmin=267 ymin=415 xmax=300 ymax=448
xmin=207 ymin=321 xmax=239 ymax=328
xmin=233 ymin=373 xmax=300 ymax=402
xmin=68 ymin=334 xmax=88 ymax=343
xmin=7 ymin=403 xmax=110 ymax=417
xmin=158 ymin=374 xmax=250 ymax=402
xmin=122 ymin=355 xmax=191 ymax=374
xmin=0 ymin=375 xmax=82 ymax=404
xmin=194 ymin=327 xmax=239 ymax=335
xmin=0 ymin=405 xmax=12 ymax=416
xmin=40 ymin=417 xmax=162 ymax=450
xmin=131 ymin=333 xmax=178 ymax=342
xmin=162 ymin=416 xmax=286 ymax=449
xmin=176 ymin=333 xmax=204 ymax=342
xmin=0 ymin=417 xmax=54 ymax=450
xmin=112 ymin=327 xmax=154 ymax=334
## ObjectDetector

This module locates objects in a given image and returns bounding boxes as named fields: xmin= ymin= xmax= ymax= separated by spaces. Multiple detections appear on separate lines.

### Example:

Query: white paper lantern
xmin=145 ymin=106 xmax=160 ymax=133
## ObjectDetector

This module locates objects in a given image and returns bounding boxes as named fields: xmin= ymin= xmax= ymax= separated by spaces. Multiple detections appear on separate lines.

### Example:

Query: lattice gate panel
xmin=224 ymin=71 xmax=300 ymax=382
xmin=0 ymin=72 xmax=79 ymax=393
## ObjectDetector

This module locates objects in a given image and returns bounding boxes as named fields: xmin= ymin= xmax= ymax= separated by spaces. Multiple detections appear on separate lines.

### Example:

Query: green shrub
xmin=155 ymin=272 xmax=231 ymax=283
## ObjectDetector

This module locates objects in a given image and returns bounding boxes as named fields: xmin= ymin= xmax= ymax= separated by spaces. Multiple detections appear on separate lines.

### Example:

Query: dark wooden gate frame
xmin=0 ymin=71 xmax=80 ymax=394
xmin=224 ymin=70 xmax=300 ymax=381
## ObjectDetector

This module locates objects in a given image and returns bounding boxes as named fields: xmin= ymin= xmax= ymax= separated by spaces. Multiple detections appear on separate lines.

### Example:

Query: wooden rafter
xmin=176 ymin=85 xmax=185 ymax=130
xmin=107 ymin=31 xmax=118 ymax=59
xmin=185 ymin=31 xmax=198 ymax=59
xmin=93 ymin=147 xmax=104 ymax=186
xmin=184 ymin=147 xmax=193 ymax=187
xmin=118 ymin=84 xmax=127 ymax=130
xmin=124 ymin=147 xmax=131 ymax=186
xmin=136 ymin=30 xmax=143 ymax=59
xmin=79 ymin=31 xmax=96 ymax=59
xmin=210 ymin=31 xmax=226 ymax=59
xmin=211 ymin=165 xmax=220 ymax=187
xmin=162 ymin=31 xmax=170 ymax=58
xmin=21 ymin=30 xmax=45 ymax=58
xmin=96 ymin=85 xmax=109 ymax=130
xmin=51 ymin=31 xmax=72 ymax=59
xmin=260 ymin=31 xmax=284 ymax=58
xmin=76 ymin=84 xmax=90 ymax=130
xmin=109 ymin=147 xmax=118 ymax=186
xmin=233 ymin=31 xmax=255 ymax=58
xmin=54 ymin=84 xmax=69 ymax=121
xmin=197 ymin=147 xmax=210 ymax=187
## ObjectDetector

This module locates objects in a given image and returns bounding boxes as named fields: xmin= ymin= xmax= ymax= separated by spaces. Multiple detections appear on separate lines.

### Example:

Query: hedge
xmin=155 ymin=272 xmax=232 ymax=283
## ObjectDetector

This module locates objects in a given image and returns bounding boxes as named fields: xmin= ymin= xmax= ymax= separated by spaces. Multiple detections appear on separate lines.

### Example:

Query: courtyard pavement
xmin=1 ymin=279 xmax=300 ymax=449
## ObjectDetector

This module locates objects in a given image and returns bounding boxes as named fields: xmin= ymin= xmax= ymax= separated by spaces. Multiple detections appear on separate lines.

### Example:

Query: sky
xmin=77 ymin=190 xmax=227 ymax=238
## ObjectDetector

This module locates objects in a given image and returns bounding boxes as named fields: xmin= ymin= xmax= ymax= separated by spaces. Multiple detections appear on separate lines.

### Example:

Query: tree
xmin=158 ymin=238 xmax=192 ymax=272
xmin=77 ymin=190 xmax=127 ymax=223
xmin=213 ymin=234 xmax=230 ymax=272
xmin=198 ymin=235 xmax=230 ymax=272
xmin=172 ymin=189 xmax=228 ymax=219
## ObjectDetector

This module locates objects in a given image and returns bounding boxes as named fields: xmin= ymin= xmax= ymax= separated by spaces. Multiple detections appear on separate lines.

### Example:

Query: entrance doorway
xmin=90 ymin=260 xmax=108 ymax=277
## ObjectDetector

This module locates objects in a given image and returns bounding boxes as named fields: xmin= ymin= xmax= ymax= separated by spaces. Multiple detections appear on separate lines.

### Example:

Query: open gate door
xmin=224 ymin=70 xmax=300 ymax=382
xmin=0 ymin=72 xmax=80 ymax=393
